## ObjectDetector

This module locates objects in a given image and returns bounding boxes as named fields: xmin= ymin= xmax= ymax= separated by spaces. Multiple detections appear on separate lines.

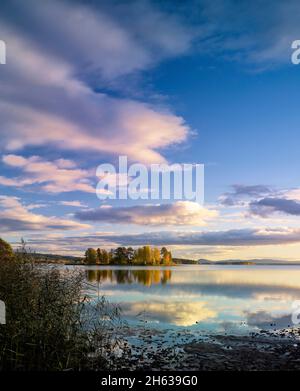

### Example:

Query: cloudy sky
xmin=1 ymin=0 xmax=300 ymax=260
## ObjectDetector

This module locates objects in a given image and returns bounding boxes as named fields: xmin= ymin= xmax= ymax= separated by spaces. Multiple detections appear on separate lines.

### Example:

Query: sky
xmin=1 ymin=0 xmax=300 ymax=260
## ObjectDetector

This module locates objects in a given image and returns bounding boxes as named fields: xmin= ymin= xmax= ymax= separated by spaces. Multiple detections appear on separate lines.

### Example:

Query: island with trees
xmin=84 ymin=245 xmax=173 ymax=266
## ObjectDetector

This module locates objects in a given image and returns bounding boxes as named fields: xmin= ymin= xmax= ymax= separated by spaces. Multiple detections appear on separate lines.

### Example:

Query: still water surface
xmin=82 ymin=265 xmax=300 ymax=334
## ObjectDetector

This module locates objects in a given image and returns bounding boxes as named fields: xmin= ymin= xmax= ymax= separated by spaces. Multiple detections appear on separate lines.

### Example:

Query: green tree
xmin=96 ymin=248 xmax=103 ymax=264
xmin=113 ymin=247 xmax=128 ymax=264
xmin=102 ymin=249 xmax=110 ymax=264
xmin=133 ymin=248 xmax=143 ymax=264
xmin=85 ymin=248 xmax=97 ymax=264
xmin=127 ymin=247 xmax=135 ymax=264
xmin=0 ymin=238 xmax=14 ymax=261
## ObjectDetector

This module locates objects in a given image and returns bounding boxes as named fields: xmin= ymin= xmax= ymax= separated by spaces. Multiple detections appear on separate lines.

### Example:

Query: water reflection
xmin=86 ymin=268 xmax=172 ymax=286
xmin=83 ymin=266 xmax=300 ymax=332
xmin=121 ymin=301 xmax=217 ymax=327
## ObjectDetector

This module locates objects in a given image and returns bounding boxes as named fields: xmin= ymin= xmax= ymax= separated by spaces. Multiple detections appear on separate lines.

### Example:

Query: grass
xmin=0 ymin=246 xmax=125 ymax=371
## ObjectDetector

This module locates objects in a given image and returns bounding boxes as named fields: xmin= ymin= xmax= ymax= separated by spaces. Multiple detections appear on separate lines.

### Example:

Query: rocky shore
xmin=182 ymin=332 xmax=300 ymax=370
xmin=111 ymin=327 xmax=300 ymax=371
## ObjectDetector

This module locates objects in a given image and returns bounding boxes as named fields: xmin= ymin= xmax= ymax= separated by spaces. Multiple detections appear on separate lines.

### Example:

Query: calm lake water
xmin=81 ymin=265 xmax=300 ymax=335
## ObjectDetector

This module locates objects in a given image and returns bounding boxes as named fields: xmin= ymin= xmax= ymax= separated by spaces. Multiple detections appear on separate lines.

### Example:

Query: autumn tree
xmin=143 ymin=246 xmax=152 ymax=265
xmin=161 ymin=247 xmax=172 ymax=265
xmin=152 ymin=247 xmax=161 ymax=265
xmin=0 ymin=238 xmax=14 ymax=261
xmin=133 ymin=247 xmax=143 ymax=264
xmin=84 ymin=245 xmax=172 ymax=266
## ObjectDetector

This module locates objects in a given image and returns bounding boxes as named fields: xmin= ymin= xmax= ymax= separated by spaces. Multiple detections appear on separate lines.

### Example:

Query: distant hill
xmin=198 ymin=258 xmax=300 ymax=265
xmin=172 ymin=258 xmax=198 ymax=264
xmin=23 ymin=253 xmax=83 ymax=264
xmin=25 ymin=254 xmax=200 ymax=265
xmin=15 ymin=253 xmax=300 ymax=266
xmin=24 ymin=253 xmax=198 ymax=265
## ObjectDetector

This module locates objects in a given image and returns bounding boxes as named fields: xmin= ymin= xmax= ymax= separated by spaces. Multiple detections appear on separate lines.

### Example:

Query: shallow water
xmin=80 ymin=265 xmax=300 ymax=335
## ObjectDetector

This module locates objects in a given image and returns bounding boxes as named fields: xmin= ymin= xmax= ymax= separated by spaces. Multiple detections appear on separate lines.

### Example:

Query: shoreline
xmin=113 ymin=326 xmax=300 ymax=371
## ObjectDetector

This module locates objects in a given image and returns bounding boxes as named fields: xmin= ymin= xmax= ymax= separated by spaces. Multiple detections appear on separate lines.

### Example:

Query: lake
xmin=81 ymin=265 xmax=300 ymax=335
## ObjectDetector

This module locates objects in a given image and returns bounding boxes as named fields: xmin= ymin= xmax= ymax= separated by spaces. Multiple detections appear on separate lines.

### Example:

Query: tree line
xmin=84 ymin=246 xmax=173 ymax=266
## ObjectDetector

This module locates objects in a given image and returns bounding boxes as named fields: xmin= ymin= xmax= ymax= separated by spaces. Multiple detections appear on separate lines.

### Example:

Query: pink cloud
xmin=0 ymin=0 xmax=193 ymax=164
xmin=1 ymin=154 xmax=95 ymax=194
xmin=0 ymin=195 xmax=90 ymax=232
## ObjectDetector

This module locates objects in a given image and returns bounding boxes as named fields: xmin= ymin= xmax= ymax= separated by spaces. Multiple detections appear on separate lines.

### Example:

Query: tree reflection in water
xmin=86 ymin=268 xmax=172 ymax=286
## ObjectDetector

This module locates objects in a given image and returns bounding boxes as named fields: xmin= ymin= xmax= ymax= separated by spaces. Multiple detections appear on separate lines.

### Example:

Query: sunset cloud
xmin=0 ymin=154 xmax=95 ymax=194
xmin=0 ymin=0 xmax=299 ymax=262
xmin=0 ymin=196 xmax=89 ymax=232
xmin=58 ymin=201 xmax=89 ymax=208
xmin=75 ymin=201 xmax=218 ymax=226
xmin=97 ymin=227 xmax=300 ymax=247
xmin=16 ymin=227 xmax=300 ymax=258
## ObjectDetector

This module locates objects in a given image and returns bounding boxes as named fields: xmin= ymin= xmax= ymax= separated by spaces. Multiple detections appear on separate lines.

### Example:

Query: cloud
xmin=16 ymin=226 xmax=300 ymax=256
xmin=26 ymin=203 xmax=48 ymax=210
xmin=0 ymin=0 xmax=193 ymax=164
xmin=219 ymin=184 xmax=300 ymax=218
xmin=219 ymin=184 xmax=273 ymax=206
xmin=75 ymin=201 xmax=218 ymax=226
xmin=0 ymin=196 xmax=89 ymax=232
xmin=0 ymin=97 xmax=189 ymax=164
xmin=232 ymin=184 xmax=272 ymax=197
xmin=0 ymin=154 xmax=95 ymax=193
xmin=250 ymin=197 xmax=300 ymax=217
xmin=12 ymin=232 xmax=118 ymax=256
xmin=0 ymin=0 xmax=296 ymax=171
xmin=4 ymin=0 xmax=195 ymax=80
xmin=97 ymin=227 xmax=300 ymax=246
xmin=221 ymin=184 xmax=300 ymax=217
xmin=59 ymin=201 xmax=89 ymax=208
xmin=195 ymin=0 xmax=300 ymax=69
xmin=283 ymin=188 xmax=300 ymax=201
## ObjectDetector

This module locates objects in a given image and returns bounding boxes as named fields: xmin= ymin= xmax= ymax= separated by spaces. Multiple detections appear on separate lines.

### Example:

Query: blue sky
xmin=1 ymin=0 xmax=300 ymax=260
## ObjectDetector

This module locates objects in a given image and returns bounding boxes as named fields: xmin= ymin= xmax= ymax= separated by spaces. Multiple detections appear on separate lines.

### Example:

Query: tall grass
xmin=0 ymin=247 xmax=124 ymax=371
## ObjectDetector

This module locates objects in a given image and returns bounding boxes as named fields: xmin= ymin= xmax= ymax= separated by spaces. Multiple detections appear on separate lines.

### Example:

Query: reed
xmin=0 ymin=243 xmax=123 ymax=371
